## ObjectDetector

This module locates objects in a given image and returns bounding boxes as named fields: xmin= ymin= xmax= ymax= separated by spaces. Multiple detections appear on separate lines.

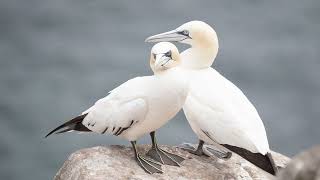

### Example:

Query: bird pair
xmin=46 ymin=21 xmax=278 ymax=175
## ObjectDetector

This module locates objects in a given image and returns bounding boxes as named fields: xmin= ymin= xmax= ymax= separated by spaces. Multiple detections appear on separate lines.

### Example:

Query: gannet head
xmin=145 ymin=21 xmax=218 ymax=49
xmin=145 ymin=21 xmax=219 ymax=68
xmin=150 ymin=42 xmax=181 ymax=73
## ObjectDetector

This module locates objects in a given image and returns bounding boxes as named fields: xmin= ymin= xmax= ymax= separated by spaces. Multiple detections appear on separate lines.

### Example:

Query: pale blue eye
xmin=182 ymin=30 xmax=189 ymax=36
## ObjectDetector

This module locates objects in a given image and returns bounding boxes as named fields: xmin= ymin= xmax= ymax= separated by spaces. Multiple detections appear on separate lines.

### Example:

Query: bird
xmin=145 ymin=21 xmax=278 ymax=175
xmin=45 ymin=42 xmax=189 ymax=174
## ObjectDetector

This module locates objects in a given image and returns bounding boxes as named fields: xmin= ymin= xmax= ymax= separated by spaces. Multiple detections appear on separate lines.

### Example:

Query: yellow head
xmin=149 ymin=42 xmax=181 ymax=73
xmin=145 ymin=21 xmax=218 ymax=49
xmin=145 ymin=21 xmax=219 ymax=68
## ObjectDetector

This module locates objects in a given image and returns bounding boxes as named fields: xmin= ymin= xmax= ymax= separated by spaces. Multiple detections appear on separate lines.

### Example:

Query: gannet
xmin=145 ymin=21 xmax=278 ymax=175
xmin=46 ymin=42 xmax=188 ymax=174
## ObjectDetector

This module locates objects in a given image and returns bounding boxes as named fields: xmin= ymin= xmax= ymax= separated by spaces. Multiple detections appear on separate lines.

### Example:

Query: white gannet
xmin=46 ymin=42 xmax=188 ymax=174
xmin=145 ymin=21 xmax=278 ymax=175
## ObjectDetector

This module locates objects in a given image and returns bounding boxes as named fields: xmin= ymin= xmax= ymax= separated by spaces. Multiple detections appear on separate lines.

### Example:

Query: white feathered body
xmin=81 ymin=68 xmax=189 ymax=141
xmin=182 ymin=67 xmax=270 ymax=155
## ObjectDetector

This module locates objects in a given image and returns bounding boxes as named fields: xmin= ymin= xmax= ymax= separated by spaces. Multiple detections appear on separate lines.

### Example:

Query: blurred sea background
xmin=1 ymin=0 xmax=319 ymax=179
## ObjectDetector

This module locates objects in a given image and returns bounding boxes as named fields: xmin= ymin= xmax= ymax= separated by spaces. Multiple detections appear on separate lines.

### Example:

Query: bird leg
xmin=146 ymin=131 xmax=185 ymax=166
xmin=204 ymin=145 xmax=232 ymax=159
xmin=179 ymin=140 xmax=232 ymax=159
xmin=131 ymin=141 xmax=163 ymax=174
xmin=178 ymin=140 xmax=208 ymax=156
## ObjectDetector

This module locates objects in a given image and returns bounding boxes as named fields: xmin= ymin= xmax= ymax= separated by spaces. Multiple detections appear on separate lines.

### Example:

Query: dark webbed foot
xmin=146 ymin=145 xmax=185 ymax=166
xmin=204 ymin=146 xmax=232 ymax=159
xmin=131 ymin=141 xmax=163 ymax=174
xmin=179 ymin=140 xmax=232 ymax=159
xmin=146 ymin=131 xmax=185 ymax=166
xmin=136 ymin=153 xmax=163 ymax=174
xmin=178 ymin=140 xmax=208 ymax=156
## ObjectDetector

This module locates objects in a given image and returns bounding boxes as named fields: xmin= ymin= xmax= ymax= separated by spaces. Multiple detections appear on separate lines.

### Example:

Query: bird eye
xmin=181 ymin=30 xmax=189 ymax=36
xmin=165 ymin=51 xmax=172 ymax=58
xmin=152 ymin=53 xmax=156 ymax=59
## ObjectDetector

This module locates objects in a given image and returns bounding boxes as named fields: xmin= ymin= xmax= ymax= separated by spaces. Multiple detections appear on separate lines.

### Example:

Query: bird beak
xmin=145 ymin=30 xmax=186 ymax=43
xmin=154 ymin=54 xmax=171 ymax=69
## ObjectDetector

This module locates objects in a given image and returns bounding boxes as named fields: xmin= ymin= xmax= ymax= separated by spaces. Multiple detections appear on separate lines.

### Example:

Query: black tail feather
xmin=267 ymin=152 xmax=278 ymax=174
xmin=45 ymin=113 xmax=91 ymax=138
xmin=222 ymin=144 xmax=278 ymax=175
xmin=55 ymin=127 xmax=73 ymax=134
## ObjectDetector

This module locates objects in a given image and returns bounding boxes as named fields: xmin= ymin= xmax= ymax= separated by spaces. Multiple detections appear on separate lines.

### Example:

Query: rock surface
xmin=54 ymin=144 xmax=290 ymax=180
xmin=277 ymin=145 xmax=320 ymax=180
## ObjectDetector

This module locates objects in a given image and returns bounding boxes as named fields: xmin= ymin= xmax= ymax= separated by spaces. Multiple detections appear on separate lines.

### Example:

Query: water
xmin=0 ymin=0 xmax=319 ymax=179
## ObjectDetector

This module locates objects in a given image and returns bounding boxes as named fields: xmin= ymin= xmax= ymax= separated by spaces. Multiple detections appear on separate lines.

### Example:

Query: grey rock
xmin=55 ymin=144 xmax=290 ymax=180
xmin=277 ymin=146 xmax=320 ymax=180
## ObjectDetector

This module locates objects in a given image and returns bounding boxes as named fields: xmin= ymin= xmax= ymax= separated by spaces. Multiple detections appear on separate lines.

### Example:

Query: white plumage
xmin=182 ymin=67 xmax=269 ymax=154
xmin=146 ymin=21 xmax=270 ymax=155
xmin=46 ymin=42 xmax=189 ymax=174
xmin=80 ymin=43 xmax=189 ymax=142
xmin=82 ymin=71 xmax=188 ymax=141
xmin=146 ymin=21 xmax=278 ymax=174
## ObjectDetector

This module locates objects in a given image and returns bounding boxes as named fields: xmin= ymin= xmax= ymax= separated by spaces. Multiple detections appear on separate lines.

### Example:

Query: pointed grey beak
xmin=145 ymin=30 xmax=187 ymax=43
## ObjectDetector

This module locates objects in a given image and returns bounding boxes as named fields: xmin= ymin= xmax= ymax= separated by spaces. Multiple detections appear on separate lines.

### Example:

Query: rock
xmin=277 ymin=146 xmax=320 ymax=180
xmin=54 ymin=144 xmax=290 ymax=180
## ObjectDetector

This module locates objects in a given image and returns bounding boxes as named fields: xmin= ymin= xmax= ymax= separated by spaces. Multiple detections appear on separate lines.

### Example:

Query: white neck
xmin=181 ymin=41 xmax=218 ymax=69
xmin=154 ymin=66 xmax=181 ymax=76
xmin=154 ymin=67 xmax=188 ymax=87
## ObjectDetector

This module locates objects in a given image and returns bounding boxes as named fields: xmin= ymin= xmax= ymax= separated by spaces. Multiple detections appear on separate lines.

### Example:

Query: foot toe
xmin=204 ymin=146 xmax=232 ymax=159
xmin=146 ymin=148 xmax=164 ymax=164
xmin=137 ymin=154 xmax=163 ymax=174
xmin=158 ymin=147 xmax=185 ymax=166
xmin=178 ymin=143 xmax=197 ymax=151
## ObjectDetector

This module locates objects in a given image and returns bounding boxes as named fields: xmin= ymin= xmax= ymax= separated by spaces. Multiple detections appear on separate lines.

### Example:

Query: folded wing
xmin=186 ymin=68 xmax=269 ymax=154
xmin=81 ymin=77 xmax=149 ymax=135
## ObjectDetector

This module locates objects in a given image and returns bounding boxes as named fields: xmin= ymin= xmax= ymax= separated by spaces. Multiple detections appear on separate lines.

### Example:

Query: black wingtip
xmin=45 ymin=123 xmax=66 ymax=138
xmin=267 ymin=152 xmax=279 ymax=175
xmin=45 ymin=129 xmax=56 ymax=138
xmin=45 ymin=113 xmax=89 ymax=138
xmin=222 ymin=144 xmax=277 ymax=175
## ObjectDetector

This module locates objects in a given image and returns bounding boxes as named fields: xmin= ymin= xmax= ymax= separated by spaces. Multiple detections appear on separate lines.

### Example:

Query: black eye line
xmin=164 ymin=50 xmax=172 ymax=58
xmin=153 ymin=51 xmax=173 ymax=61
xmin=177 ymin=30 xmax=190 ymax=37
